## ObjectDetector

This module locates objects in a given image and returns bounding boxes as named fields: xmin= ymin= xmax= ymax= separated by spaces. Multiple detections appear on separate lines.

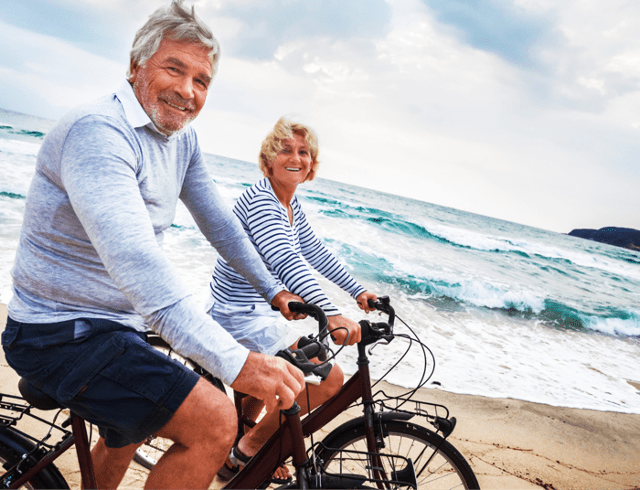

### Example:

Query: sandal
xmin=216 ymin=446 xmax=247 ymax=482
xmin=229 ymin=445 xmax=251 ymax=467
xmin=216 ymin=445 xmax=292 ymax=484
xmin=215 ymin=463 xmax=238 ymax=482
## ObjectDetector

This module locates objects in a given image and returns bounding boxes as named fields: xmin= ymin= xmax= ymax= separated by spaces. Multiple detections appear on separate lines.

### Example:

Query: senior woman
xmin=207 ymin=117 xmax=377 ymax=481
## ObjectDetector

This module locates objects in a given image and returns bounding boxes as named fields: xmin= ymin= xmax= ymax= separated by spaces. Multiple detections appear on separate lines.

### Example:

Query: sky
xmin=1 ymin=0 xmax=639 ymax=233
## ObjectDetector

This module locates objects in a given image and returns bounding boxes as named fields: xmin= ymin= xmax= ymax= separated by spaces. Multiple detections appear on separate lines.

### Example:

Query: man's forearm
xmin=148 ymin=295 xmax=251 ymax=385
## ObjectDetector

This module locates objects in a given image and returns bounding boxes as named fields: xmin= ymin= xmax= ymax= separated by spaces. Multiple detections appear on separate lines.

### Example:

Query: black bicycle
xmin=135 ymin=297 xmax=480 ymax=489
xmin=0 ymin=296 xmax=479 ymax=488
xmin=0 ymin=381 xmax=96 ymax=489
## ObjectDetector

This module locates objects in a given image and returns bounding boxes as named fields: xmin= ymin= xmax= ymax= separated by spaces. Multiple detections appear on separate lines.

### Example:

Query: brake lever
xmin=304 ymin=375 xmax=322 ymax=386
xmin=298 ymin=335 xmax=328 ymax=362
xmin=276 ymin=346 xmax=332 ymax=381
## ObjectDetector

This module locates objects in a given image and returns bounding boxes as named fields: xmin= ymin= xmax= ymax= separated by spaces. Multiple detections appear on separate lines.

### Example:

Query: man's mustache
xmin=159 ymin=91 xmax=197 ymax=112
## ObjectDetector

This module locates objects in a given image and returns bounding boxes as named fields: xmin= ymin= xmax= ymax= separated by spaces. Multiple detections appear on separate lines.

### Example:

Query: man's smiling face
xmin=129 ymin=37 xmax=213 ymax=135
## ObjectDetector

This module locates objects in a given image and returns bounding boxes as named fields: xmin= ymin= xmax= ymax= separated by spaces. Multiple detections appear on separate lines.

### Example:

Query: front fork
xmin=357 ymin=343 xmax=391 ymax=488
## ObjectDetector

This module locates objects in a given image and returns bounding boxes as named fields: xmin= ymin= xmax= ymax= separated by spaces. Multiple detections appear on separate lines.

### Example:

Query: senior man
xmin=2 ymin=1 xmax=306 ymax=488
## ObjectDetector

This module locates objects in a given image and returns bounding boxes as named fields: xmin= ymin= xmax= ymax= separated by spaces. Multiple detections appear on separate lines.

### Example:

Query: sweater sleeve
xmin=179 ymin=149 xmax=284 ymax=303
xmin=295 ymin=200 xmax=366 ymax=300
xmin=241 ymin=186 xmax=353 ymax=315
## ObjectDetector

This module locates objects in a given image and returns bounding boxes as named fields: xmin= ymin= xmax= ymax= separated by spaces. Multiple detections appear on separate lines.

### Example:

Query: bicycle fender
xmin=320 ymin=410 xmax=414 ymax=443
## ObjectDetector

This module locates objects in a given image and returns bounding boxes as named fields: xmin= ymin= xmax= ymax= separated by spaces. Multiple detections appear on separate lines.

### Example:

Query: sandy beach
xmin=1 ymin=303 xmax=639 ymax=489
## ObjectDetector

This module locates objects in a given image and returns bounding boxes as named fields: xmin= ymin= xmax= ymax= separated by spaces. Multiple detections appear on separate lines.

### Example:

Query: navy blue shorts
xmin=2 ymin=317 xmax=199 ymax=448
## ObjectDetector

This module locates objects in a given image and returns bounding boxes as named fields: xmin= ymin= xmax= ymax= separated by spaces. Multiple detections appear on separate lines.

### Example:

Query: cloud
xmin=1 ymin=0 xmax=638 ymax=232
xmin=0 ymin=20 xmax=125 ymax=119
xmin=200 ymin=0 xmax=392 ymax=60
xmin=422 ymin=0 xmax=559 ymax=68
xmin=0 ymin=0 xmax=150 ymax=61
xmin=189 ymin=0 xmax=640 ymax=231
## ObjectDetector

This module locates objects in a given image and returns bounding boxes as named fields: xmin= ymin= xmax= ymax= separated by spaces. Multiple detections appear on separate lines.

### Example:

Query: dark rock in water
xmin=568 ymin=227 xmax=640 ymax=251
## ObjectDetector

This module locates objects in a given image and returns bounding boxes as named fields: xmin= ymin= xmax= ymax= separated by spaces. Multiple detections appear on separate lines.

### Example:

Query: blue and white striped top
xmin=209 ymin=178 xmax=365 ymax=315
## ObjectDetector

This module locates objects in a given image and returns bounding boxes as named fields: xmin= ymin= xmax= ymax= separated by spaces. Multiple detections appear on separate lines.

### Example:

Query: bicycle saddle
xmin=18 ymin=378 xmax=63 ymax=411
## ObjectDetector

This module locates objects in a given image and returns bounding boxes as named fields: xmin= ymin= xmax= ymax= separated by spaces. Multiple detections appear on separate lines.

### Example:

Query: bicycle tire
xmin=133 ymin=336 xmax=226 ymax=470
xmin=0 ymin=427 xmax=69 ymax=489
xmin=314 ymin=419 xmax=479 ymax=489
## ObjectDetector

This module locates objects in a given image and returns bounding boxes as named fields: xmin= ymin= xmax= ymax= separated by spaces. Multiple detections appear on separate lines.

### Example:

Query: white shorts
xmin=207 ymin=300 xmax=301 ymax=356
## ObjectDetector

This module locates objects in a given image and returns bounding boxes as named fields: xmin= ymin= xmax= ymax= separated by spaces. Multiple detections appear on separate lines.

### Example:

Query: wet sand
xmin=1 ymin=303 xmax=639 ymax=489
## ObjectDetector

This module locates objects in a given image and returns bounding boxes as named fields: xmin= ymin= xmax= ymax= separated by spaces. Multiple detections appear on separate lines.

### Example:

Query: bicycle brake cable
xmin=391 ymin=315 xmax=435 ymax=402
xmin=367 ymin=313 xmax=436 ymax=413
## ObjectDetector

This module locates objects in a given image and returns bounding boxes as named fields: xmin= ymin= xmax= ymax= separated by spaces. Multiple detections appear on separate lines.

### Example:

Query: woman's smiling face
xmin=268 ymin=132 xmax=313 ymax=187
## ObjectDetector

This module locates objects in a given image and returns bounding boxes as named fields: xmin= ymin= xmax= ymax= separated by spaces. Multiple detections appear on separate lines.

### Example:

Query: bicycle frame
xmin=0 ymin=393 xmax=97 ymax=489
xmin=224 ymin=341 xmax=385 ymax=489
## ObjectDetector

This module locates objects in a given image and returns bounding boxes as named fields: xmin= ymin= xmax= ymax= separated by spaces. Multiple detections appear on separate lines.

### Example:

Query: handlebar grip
xmin=298 ymin=335 xmax=327 ymax=361
xmin=367 ymin=295 xmax=390 ymax=311
xmin=272 ymin=301 xmax=331 ymax=343
xmin=276 ymin=346 xmax=332 ymax=380
xmin=288 ymin=302 xmax=328 ymax=330
xmin=367 ymin=296 xmax=395 ymax=326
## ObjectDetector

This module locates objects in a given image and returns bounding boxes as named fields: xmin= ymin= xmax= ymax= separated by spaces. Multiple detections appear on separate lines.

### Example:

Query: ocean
xmin=1 ymin=108 xmax=639 ymax=414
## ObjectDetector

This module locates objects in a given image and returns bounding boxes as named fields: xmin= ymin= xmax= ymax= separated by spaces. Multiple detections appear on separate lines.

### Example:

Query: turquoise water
xmin=1 ymin=108 xmax=639 ymax=413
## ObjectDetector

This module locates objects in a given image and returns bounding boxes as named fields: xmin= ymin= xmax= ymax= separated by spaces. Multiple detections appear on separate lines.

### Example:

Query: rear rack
xmin=374 ymin=390 xmax=450 ymax=421
xmin=347 ymin=389 xmax=454 ymax=436
xmin=0 ymin=393 xmax=72 ymax=451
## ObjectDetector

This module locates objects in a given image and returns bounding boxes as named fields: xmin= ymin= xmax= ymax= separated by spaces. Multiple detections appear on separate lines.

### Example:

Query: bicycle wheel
xmin=315 ymin=419 xmax=479 ymax=489
xmin=0 ymin=427 xmax=69 ymax=489
xmin=133 ymin=335 xmax=226 ymax=470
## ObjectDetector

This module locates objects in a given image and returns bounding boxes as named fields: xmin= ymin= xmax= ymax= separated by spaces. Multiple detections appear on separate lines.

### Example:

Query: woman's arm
xmin=240 ymin=187 xmax=340 ymax=314
xmin=294 ymin=199 xmax=366 ymax=299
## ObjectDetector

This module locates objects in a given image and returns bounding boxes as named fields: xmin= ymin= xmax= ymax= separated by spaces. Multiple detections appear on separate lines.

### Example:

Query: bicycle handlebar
xmin=272 ymin=301 xmax=328 ymax=332
xmin=359 ymin=295 xmax=395 ymax=346
xmin=286 ymin=297 xmax=396 ymax=347
xmin=274 ymin=302 xmax=331 ymax=380
xmin=276 ymin=297 xmax=396 ymax=375
xmin=287 ymin=302 xmax=328 ymax=330
xmin=367 ymin=295 xmax=395 ymax=325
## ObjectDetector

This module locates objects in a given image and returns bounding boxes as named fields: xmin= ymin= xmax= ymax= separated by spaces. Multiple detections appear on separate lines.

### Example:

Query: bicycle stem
xmin=282 ymin=403 xmax=310 ymax=490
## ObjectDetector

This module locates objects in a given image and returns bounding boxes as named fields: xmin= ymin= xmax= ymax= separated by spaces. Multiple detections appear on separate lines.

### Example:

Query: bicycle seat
xmin=18 ymin=378 xmax=63 ymax=411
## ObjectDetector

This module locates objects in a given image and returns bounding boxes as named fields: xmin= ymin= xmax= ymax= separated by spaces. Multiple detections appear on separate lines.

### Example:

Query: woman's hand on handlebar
xmin=328 ymin=314 xmax=362 ymax=345
xmin=356 ymin=291 xmax=378 ymax=314
xmin=271 ymin=290 xmax=308 ymax=321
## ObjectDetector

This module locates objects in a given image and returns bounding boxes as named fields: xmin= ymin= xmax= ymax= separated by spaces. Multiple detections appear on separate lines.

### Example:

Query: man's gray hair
xmin=127 ymin=0 xmax=220 ymax=78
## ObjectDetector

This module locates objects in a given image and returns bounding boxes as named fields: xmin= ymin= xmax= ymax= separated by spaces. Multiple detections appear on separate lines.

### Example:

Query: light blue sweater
xmin=8 ymin=81 xmax=283 ymax=384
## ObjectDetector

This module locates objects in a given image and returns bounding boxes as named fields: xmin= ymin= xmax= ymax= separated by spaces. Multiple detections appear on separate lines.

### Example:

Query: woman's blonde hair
xmin=259 ymin=117 xmax=320 ymax=182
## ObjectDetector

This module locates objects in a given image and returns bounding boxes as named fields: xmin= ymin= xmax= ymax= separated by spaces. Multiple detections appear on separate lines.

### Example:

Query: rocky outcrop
xmin=568 ymin=227 xmax=640 ymax=251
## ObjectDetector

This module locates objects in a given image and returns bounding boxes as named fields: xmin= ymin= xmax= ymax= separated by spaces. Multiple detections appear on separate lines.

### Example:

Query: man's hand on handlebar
xmin=327 ymin=315 xmax=362 ymax=345
xmin=231 ymin=351 xmax=305 ymax=413
xmin=271 ymin=290 xmax=308 ymax=321
xmin=356 ymin=291 xmax=378 ymax=314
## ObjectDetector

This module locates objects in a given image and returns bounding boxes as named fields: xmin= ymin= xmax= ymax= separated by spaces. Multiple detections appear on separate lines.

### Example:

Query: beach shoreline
xmin=1 ymin=303 xmax=639 ymax=489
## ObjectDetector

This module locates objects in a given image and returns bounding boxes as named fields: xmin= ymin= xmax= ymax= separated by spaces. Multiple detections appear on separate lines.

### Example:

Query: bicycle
xmin=136 ymin=297 xmax=480 ymax=489
xmin=0 ymin=378 xmax=97 ymax=489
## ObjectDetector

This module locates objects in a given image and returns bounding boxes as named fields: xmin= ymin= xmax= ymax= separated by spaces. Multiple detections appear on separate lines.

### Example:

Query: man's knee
xmin=157 ymin=378 xmax=237 ymax=451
